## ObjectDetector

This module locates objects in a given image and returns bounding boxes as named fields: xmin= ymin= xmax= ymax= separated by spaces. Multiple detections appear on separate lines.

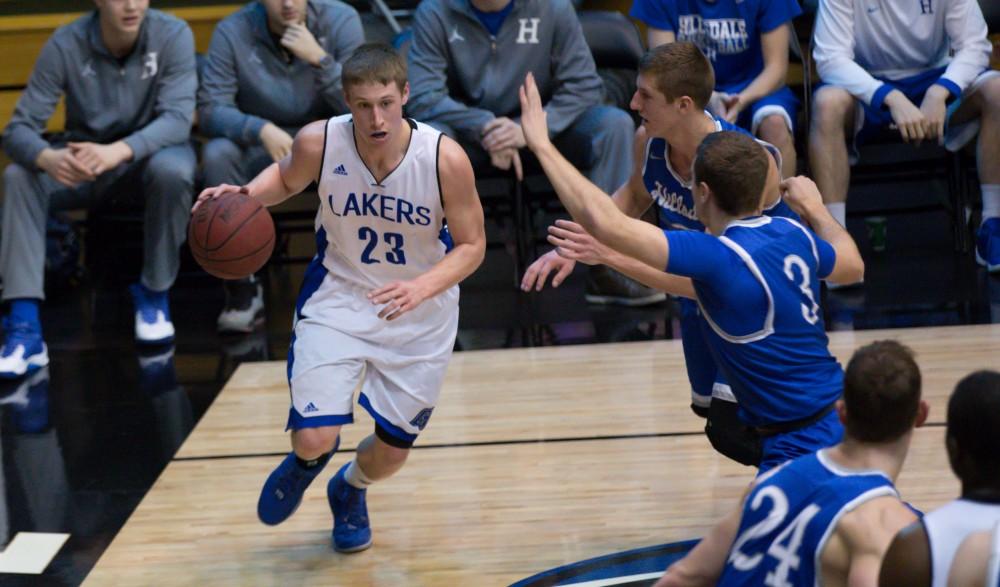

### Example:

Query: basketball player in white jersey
xmin=949 ymin=523 xmax=1000 ymax=587
xmin=880 ymin=370 xmax=1000 ymax=587
xmin=193 ymin=43 xmax=486 ymax=553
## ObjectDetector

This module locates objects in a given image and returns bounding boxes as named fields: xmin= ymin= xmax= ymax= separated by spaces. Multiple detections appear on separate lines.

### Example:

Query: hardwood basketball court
xmin=82 ymin=325 xmax=996 ymax=585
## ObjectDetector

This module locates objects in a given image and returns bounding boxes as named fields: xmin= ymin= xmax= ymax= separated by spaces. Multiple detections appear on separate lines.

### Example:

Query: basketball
xmin=189 ymin=190 xmax=275 ymax=280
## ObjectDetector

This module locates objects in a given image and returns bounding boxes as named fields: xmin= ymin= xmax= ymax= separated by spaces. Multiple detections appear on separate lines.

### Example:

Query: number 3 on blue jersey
xmin=783 ymin=254 xmax=820 ymax=324
xmin=359 ymin=227 xmax=407 ymax=265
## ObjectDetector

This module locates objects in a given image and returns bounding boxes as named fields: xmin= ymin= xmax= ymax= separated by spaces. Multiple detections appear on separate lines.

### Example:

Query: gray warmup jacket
xmin=2 ymin=10 xmax=196 ymax=169
xmin=406 ymin=0 xmax=604 ymax=146
xmin=197 ymin=0 xmax=364 ymax=146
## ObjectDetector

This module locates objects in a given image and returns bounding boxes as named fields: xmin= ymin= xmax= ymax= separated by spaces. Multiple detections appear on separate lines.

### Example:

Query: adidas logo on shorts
xmin=333 ymin=164 xmax=348 ymax=176
xmin=304 ymin=402 xmax=319 ymax=413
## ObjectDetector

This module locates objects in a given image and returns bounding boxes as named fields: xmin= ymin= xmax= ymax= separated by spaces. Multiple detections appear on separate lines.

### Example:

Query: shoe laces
xmin=337 ymin=482 xmax=369 ymax=528
xmin=1 ymin=317 xmax=41 ymax=357
xmin=131 ymin=284 xmax=170 ymax=324
xmin=275 ymin=465 xmax=309 ymax=501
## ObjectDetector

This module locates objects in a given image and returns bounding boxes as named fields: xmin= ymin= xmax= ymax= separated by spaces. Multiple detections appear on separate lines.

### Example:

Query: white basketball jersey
xmin=924 ymin=499 xmax=1000 ymax=587
xmin=989 ymin=522 xmax=1000 ymax=587
xmin=316 ymin=114 xmax=449 ymax=290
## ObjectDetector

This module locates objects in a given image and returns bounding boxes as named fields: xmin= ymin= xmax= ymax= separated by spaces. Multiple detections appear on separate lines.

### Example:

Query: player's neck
xmin=960 ymin=480 xmax=1000 ymax=503
xmin=99 ymin=17 xmax=140 ymax=58
xmin=355 ymin=122 xmax=412 ymax=181
xmin=827 ymin=436 xmax=911 ymax=482
xmin=666 ymin=112 xmax=717 ymax=167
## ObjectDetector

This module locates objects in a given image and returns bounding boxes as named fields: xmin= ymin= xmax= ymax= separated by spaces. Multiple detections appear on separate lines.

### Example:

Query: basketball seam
xmin=200 ymin=205 xmax=269 ymax=253
xmin=191 ymin=232 xmax=275 ymax=263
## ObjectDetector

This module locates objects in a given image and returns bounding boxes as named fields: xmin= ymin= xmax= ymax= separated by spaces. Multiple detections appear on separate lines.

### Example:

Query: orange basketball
xmin=189 ymin=191 xmax=275 ymax=280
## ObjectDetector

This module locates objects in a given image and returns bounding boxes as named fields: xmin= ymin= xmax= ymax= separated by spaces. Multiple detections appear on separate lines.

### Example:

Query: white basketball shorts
xmin=286 ymin=269 xmax=459 ymax=446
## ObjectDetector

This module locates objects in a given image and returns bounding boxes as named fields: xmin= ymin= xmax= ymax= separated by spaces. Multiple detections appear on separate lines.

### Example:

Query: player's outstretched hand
xmin=192 ymin=184 xmax=248 ymax=213
xmin=518 ymin=72 xmax=551 ymax=152
xmin=520 ymin=249 xmax=575 ymax=292
xmin=779 ymin=176 xmax=824 ymax=219
xmin=547 ymin=219 xmax=613 ymax=266
xmin=368 ymin=280 xmax=429 ymax=321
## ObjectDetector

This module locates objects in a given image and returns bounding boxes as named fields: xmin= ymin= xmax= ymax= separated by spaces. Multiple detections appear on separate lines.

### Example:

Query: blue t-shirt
xmin=665 ymin=216 xmax=842 ymax=426
xmin=470 ymin=0 xmax=514 ymax=36
xmin=718 ymin=450 xmax=898 ymax=586
xmin=630 ymin=0 xmax=802 ymax=92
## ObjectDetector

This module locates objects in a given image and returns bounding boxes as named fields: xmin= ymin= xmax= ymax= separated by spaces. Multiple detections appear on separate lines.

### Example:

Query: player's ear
xmin=914 ymin=400 xmax=929 ymax=428
xmin=835 ymin=399 xmax=847 ymax=425
xmin=697 ymin=181 xmax=712 ymax=204
xmin=400 ymin=81 xmax=410 ymax=106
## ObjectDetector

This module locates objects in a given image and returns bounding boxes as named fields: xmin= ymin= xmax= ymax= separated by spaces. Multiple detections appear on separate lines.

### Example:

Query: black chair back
xmin=577 ymin=10 xmax=644 ymax=70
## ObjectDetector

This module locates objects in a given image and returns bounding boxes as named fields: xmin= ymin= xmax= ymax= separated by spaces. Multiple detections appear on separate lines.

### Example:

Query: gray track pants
xmin=0 ymin=143 xmax=196 ymax=300
xmin=431 ymin=104 xmax=635 ymax=194
xmin=200 ymin=138 xmax=273 ymax=188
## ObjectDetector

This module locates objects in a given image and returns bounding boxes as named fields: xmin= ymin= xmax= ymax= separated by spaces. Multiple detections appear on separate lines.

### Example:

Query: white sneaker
xmin=217 ymin=278 xmax=265 ymax=333
xmin=0 ymin=319 xmax=48 ymax=379
xmin=130 ymin=283 xmax=175 ymax=344
xmin=134 ymin=309 xmax=175 ymax=344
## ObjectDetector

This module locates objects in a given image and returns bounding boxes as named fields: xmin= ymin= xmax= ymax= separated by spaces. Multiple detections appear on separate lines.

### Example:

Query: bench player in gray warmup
xmin=0 ymin=0 xmax=197 ymax=378
xmin=198 ymin=0 xmax=363 ymax=332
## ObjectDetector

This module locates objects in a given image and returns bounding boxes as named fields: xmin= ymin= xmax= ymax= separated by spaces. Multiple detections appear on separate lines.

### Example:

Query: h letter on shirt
xmin=516 ymin=18 xmax=540 ymax=44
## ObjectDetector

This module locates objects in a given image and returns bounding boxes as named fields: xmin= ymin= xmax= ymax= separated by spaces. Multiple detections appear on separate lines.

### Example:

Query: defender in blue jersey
xmin=656 ymin=340 xmax=927 ymax=587
xmin=521 ymin=44 xmax=796 ymax=466
xmin=519 ymin=70 xmax=864 ymax=468
xmin=631 ymin=0 xmax=801 ymax=178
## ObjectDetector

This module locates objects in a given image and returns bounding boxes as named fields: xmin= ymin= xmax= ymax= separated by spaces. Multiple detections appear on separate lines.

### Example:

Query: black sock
xmin=295 ymin=451 xmax=331 ymax=470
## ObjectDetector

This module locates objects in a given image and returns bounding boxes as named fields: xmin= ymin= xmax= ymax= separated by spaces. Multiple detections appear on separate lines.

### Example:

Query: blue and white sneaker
xmin=976 ymin=218 xmax=1000 ymax=273
xmin=0 ymin=318 xmax=48 ymax=379
xmin=257 ymin=441 xmax=337 ymax=526
xmin=328 ymin=463 xmax=373 ymax=553
xmin=129 ymin=283 xmax=174 ymax=344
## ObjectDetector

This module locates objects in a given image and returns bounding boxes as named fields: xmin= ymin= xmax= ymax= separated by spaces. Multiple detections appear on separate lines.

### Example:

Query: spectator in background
xmin=0 ymin=0 xmax=197 ymax=378
xmin=406 ymin=0 xmax=661 ymax=306
xmin=630 ymin=0 xmax=801 ymax=178
xmin=810 ymin=0 xmax=1000 ymax=276
xmin=198 ymin=0 xmax=364 ymax=333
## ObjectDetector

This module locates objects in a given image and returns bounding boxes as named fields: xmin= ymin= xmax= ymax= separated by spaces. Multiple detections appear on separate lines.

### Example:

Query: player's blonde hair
xmin=342 ymin=43 xmax=407 ymax=95
xmin=638 ymin=42 xmax=714 ymax=109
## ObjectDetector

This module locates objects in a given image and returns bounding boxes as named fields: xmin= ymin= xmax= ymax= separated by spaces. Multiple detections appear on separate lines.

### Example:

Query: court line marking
xmin=172 ymin=422 xmax=946 ymax=463
xmin=0 ymin=532 xmax=70 ymax=574
xmin=173 ymin=430 xmax=705 ymax=461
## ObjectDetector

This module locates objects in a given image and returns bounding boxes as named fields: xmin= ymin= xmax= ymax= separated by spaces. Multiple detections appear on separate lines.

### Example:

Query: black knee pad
xmin=375 ymin=423 xmax=414 ymax=449
xmin=704 ymin=398 xmax=762 ymax=468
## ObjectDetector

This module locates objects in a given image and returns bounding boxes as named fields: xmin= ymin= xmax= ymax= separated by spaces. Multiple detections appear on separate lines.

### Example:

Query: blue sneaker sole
xmin=334 ymin=537 xmax=373 ymax=554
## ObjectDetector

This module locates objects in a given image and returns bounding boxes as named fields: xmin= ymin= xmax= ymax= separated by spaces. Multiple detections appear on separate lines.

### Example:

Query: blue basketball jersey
xmin=644 ymin=116 xmax=798 ymax=403
xmin=630 ymin=0 xmax=801 ymax=92
xmin=665 ymin=216 xmax=843 ymax=426
xmin=718 ymin=449 xmax=898 ymax=586
xmin=643 ymin=113 xmax=747 ymax=232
